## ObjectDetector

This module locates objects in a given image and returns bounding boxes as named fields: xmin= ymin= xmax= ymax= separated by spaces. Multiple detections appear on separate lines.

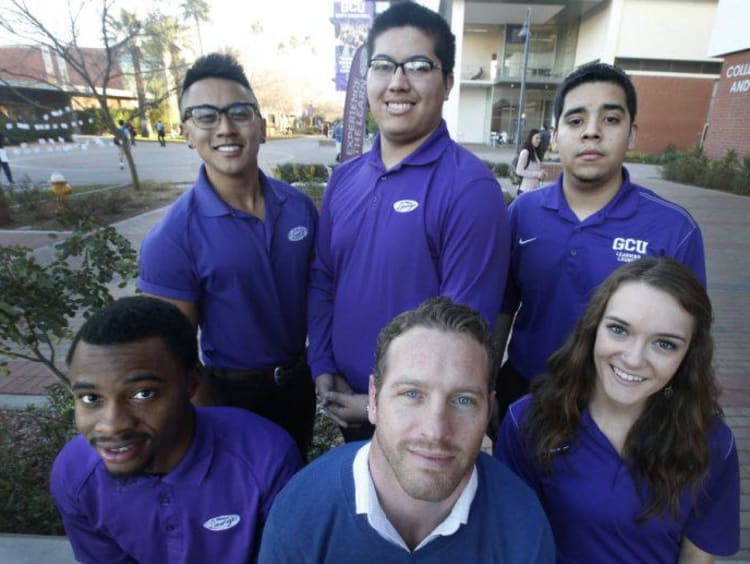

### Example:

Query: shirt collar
xmin=542 ymin=166 xmax=639 ymax=222
xmin=353 ymin=441 xmax=478 ymax=552
xmin=194 ymin=166 xmax=283 ymax=218
xmin=367 ymin=120 xmax=451 ymax=173
xmin=162 ymin=407 xmax=213 ymax=486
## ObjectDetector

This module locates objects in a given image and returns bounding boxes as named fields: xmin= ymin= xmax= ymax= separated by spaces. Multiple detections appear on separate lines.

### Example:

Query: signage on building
xmin=726 ymin=61 xmax=750 ymax=94
xmin=332 ymin=0 xmax=375 ymax=91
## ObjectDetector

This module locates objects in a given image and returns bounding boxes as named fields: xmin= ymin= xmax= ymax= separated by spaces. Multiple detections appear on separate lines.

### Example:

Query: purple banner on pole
xmin=332 ymin=1 xmax=374 ymax=91
xmin=341 ymin=43 xmax=369 ymax=162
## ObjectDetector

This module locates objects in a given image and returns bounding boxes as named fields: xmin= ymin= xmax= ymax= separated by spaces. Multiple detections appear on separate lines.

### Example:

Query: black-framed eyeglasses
xmin=368 ymin=56 xmax=442 ymax=79
xmin=182 ymin=102 xmax=259 ymax=129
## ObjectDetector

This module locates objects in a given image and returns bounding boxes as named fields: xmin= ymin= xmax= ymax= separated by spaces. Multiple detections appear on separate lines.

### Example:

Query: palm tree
xmin=180 ymin=0 xmax=210 ymax=55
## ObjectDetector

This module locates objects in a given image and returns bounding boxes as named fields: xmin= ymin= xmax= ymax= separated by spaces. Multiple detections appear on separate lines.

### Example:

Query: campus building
xmin=437 ymin=0 xmax=724 ymax=154
xmin=0 ymin=45 xmax=135 ymax=139
xmin=703 ymin=0 xmax=750 ymax=159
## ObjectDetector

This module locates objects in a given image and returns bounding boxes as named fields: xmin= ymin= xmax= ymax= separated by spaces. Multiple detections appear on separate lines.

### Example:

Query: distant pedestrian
xmin=116 ymin=120 xmax=129 ymax=170
xmin=156 ymin=120 xmax=166 ymax=147
xmin=539 ymin=124 xmax=551 ymax=159
xmin=126 ymin=120 xmax=136 ymax=146
xmin=514 ymin=128 xmax=546 ymax=194
xmin=0 ymin=135 xmax=13 ymax=184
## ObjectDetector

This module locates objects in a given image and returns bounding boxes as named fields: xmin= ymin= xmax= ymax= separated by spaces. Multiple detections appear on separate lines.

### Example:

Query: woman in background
xmin=515 ymin=128 xmax=545 ymax=194
xmin=495 ymin=257 xmax=739 ymax=563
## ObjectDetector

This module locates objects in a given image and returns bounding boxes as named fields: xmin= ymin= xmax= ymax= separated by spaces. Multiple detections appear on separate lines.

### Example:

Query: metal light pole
xmin=514 ymin=7 xmax=531 ymax=154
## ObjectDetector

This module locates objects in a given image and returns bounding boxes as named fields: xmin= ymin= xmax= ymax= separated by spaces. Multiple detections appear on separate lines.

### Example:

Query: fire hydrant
xmin=49 ymin=172 xmax=72 ymax=207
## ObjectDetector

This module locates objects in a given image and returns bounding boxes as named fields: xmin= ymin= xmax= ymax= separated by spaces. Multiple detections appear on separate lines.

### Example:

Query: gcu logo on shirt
xmin=393 ymin=199 xmax=419 ymax=213
xmin=203 ymin=514 xmax=241 ymax=531
xmin=612 ymin=237 xmax=648 ymax=253
xmin=288 ymin=226 xmax=309 ymax=242
xmin=612 ymin=237 xmax=648 ymax=263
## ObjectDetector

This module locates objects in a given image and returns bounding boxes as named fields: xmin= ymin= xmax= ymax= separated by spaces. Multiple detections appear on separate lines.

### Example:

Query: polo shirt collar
xmin=367 ymin=120 xmax=451 ymax=172
xmin=194 ymin=165 xmax=284 ymax=218
xmin=352 ymin=441 xmax=478 ymax=552
xmin=542 ymin=166 xmax=639 ymax=222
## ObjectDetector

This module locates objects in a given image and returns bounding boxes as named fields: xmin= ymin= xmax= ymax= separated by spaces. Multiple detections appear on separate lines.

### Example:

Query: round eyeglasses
xmin=182 ymin=102 xmax=259 ymax=129
xmin=368 ymin=56 xmax=442 ymax=80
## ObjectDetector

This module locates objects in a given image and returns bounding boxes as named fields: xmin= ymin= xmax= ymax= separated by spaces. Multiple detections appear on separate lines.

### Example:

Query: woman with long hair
xmin=495 ymin=257 xmax=739 ymax=562
xmin=515 ymin=128 xmax=545 ymax=194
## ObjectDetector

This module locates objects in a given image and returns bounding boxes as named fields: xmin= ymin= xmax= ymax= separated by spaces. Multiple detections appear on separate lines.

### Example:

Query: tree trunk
xmin=130 ymin=44 xmax=151 ymax=138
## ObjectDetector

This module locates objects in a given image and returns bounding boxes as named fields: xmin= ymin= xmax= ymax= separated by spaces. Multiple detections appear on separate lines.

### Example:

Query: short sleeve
xmin=683 ymin=422 xmax=740 ymax=556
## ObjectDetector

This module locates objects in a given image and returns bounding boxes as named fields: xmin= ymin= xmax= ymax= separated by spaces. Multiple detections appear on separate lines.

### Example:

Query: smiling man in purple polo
xmin=50 ymin=296 xmax=300 ymax=563
xmin=138 ymin=53 xmax=317 ymax=460
xmin=308 ymin=2 xmax=510 ymax=441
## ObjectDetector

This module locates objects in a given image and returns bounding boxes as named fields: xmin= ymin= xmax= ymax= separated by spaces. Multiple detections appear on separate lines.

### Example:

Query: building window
xmin=615 ymin=58 xmax=721 ymax=75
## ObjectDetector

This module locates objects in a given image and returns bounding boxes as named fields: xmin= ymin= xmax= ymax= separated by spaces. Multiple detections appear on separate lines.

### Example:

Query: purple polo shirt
xmin=51 ymin=407 xmax=301 ymax=564
xmin=495 ymin=396 xmax=740 ymax=562
xmin=308 ymin=121 xmax=510 ymax=392
xmin=503 ymin=168 xmax=706 ymax=382
xmin=138 ymin=167 xmax=317 ymax=370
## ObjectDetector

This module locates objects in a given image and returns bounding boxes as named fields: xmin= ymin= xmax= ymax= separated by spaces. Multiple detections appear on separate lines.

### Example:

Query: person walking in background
xmin=126 ymin=120 xmax=136 ymax=146
xmin=308 ymin=2 xmax=510 ymax=442
xmin=491 ymin=63 xmax=706 ymax=430
xmin=515 ymin=128 xmax=546 ymax=194
xmin=116 ymin=120 xmax=129 ymax=170
xmin=0 ymin=135 xmax=13 ymax=184
xmin=495 ymin=258 xmax=739 ymax=562
xmin=156 ymin=120 xmax=166 ymax=146
xmin=539 ymin=124 xmax=551 ymax=159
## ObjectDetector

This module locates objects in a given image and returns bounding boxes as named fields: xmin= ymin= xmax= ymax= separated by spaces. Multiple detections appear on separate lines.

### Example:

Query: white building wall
xmin=461 ymin=32 xmax=500 ymax=80
xmin=617 ymin=0 xmax=717 ymax=60
xmin=456 ymin=87 xmax=490 ymax=143
xmin=707 ymin=0 xmax=750 ymax=57
xmin=575 ymin=4 xmax=612 ymax=65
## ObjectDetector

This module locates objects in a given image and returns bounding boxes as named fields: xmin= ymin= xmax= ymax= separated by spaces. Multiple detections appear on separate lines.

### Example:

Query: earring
xmin=663 ymin=385 xmax=673 ymax=399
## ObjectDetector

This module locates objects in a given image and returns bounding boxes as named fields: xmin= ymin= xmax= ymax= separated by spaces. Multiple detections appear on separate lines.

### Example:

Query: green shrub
xmin=662 ymin=146 xmax=708 ymax=185
xmin=493 ymin=162 xmax=511 ymax=177
xmin=705 ymin=150 xmax=738 ymax=191
xmin=732 ymin=155 xmax=750 ymax=195
xmin=294 ymin=181 xmax=325 ymax=207
xmin=273 ymin=163 xmax=329 ymax=184
xmin=0 ymin=384 xmax=75 ymax=534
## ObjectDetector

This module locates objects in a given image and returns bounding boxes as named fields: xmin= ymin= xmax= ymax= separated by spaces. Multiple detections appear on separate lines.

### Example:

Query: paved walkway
xmin=0 ymin=155 xmax=748 ymax=561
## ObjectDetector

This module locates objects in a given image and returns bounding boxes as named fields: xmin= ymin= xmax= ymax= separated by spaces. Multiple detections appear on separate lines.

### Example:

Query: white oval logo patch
xmin=288 ymin=226 xmax=309 ymax=242
xmin=203 ymin=514 xmax=241 ymax=531
xmin=393 ymin=199 xmax=419 ymax=213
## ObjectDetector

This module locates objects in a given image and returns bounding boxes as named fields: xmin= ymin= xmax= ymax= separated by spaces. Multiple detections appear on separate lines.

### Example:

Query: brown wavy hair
xmin=524 ymin=257 xmax=721 ymax=519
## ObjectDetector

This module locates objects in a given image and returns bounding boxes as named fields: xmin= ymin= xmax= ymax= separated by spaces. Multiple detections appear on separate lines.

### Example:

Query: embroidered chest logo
xmin=203 ymin=514 xmax=241 ymax=532
xmin=393 ymin=199 xmax=419 ymax=213
xmin=288 ymin=226 xmax=309 ymax=242
xmin=612 ymin=237 xmax=649 ymax=263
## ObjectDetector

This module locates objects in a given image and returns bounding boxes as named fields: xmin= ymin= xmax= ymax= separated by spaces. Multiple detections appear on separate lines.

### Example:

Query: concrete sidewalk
xmin=1 ymin=157 xmax=748 ymax=561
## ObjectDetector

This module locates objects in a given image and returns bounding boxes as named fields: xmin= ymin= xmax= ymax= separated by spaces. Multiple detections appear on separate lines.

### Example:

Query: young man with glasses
xmin=138 ymin=53 xmax=317 ymax=460
xmin=308 ymin=2 xmax=510 ymax=441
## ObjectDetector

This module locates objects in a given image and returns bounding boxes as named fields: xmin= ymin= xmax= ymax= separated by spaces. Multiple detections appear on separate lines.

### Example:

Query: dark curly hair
xmin=67 ymin=296 xmax=198 ymax=373
xmin=180 ymin=52 xmax=256 ymax=112
xmin=553 ymin=62 xmax=637 ymax=126
xmin=524 ymin=257 xmax=721 ymax=520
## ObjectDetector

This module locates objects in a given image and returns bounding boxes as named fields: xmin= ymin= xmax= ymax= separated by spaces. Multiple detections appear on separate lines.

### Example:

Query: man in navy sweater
xmin=259 ymin=298 xmax=553 ymax=562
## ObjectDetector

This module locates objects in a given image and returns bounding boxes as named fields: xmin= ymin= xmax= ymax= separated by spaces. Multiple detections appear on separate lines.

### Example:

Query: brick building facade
xmin=631 ymin=75 xmax=715 ymax=154
xmin=703 ymin=50 xmax=750 ymax=160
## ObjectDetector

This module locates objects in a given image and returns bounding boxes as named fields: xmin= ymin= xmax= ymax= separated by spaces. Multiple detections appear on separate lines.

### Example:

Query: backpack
xmin=509 ymin=156 xmax=521 ymax=186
